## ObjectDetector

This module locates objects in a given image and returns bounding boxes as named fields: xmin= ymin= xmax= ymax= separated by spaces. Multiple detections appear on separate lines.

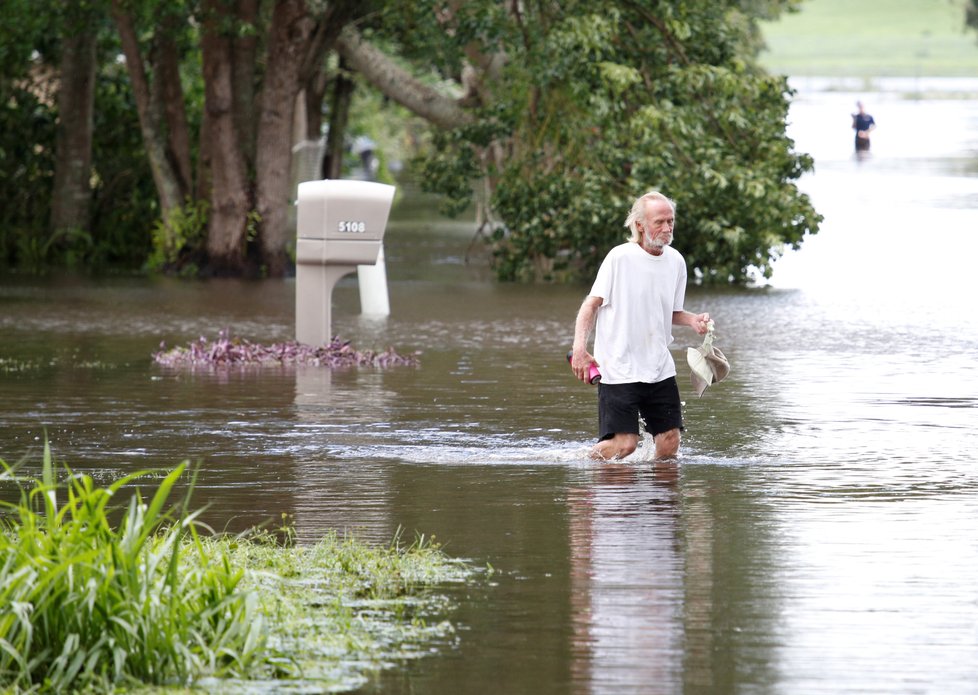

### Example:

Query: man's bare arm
xmin=672 ymin=310 xmax=711 ymax=335
xmin=571 ymin=296 xmax=603 ymax=381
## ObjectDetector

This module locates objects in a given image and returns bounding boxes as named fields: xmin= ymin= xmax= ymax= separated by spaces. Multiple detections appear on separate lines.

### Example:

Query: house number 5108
xmin=338 ymin=221 xmax=366 ymax=233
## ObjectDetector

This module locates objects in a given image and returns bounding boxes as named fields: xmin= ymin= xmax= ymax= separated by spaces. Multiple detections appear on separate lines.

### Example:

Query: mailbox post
xmin=295 ymin=179 xmax=395 ymax=345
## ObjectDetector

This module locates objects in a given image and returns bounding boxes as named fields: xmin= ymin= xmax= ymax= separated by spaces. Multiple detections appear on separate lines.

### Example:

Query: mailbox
xmin=295 ymin=179 xmax=395 ymax=345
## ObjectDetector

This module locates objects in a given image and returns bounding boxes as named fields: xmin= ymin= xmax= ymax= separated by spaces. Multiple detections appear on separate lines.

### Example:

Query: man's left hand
xmin=693 ymin=312 xmax=711 ymax=335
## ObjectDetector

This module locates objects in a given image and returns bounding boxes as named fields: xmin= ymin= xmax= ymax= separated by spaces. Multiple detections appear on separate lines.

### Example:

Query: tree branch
xmin=335 ymin=26 xmax=473 ymax=129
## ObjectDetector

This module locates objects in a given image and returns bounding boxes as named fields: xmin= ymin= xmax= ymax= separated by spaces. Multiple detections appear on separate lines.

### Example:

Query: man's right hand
xmin=570 ymin=347 xmax=598 ymax=382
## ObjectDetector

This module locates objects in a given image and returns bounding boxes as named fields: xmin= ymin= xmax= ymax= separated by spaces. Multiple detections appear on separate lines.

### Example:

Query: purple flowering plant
xmin=154 ymin=330 xmax=419 ymax=369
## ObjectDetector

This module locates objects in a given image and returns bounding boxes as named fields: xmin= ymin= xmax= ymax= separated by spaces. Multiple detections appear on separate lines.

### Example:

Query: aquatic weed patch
xmin=153 ymin=332 xmax=419 ymax=369
xmin=220 ymin=530 xmax=474 ymax=691
xmin=0 ymin=357 xmax=37 ymax=373
xmin=0 ymin=449 xmax=479 ymax=693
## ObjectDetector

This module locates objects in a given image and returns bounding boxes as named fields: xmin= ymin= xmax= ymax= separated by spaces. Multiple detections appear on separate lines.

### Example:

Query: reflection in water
xmin=568 ymin=461 xmax=683 ymax=693
xmin=292 ymin=366 xmax=397 ymax=541
xmin=566 ymin=460 xmax=786 ymax=695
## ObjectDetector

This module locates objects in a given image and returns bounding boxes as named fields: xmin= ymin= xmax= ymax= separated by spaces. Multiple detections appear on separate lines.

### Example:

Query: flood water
xmin=2 ymin=82 xmax=978 ymax=694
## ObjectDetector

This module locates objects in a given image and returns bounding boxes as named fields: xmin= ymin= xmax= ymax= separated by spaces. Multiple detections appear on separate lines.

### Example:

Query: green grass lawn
xmin=759 ymin=0 xmax=978 ymax=76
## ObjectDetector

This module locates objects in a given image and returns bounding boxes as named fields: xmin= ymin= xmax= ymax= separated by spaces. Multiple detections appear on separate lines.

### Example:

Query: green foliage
xmin=416 ymin=128 xmax=484 ymax=217
xmin=0 ymin=446 xmax=266 ymax=692
xmin=490 ymin=166 xmax=621 ymax=282
xmin=628 ymin=63 xmax=820 ymax=283
xmin=0 ymin=0 xmax=57 ymax=78
xmin=0 ymin=0 xmax=201 ymax=275
xmin=0 ymin=87 xmax=57 ymax=269
xmin=89 ymin=58 xmax=161 ymax=271
xmin=397 ymin=0 xmax=821 ymax=283
xmin=16 ymin=227 xmax=96 ymax=274
xmin=146 ymin=198 xmax=210 ymax=275
xmin=0 ymin=3 xmax=160 ymax=274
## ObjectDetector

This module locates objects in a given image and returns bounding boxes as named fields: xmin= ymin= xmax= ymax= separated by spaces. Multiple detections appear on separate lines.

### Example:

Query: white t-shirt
xmin=588 ymin=242 xmax=687 ymax=384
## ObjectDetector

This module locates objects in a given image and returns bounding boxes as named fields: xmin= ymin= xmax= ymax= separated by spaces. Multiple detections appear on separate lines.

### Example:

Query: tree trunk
xmin=152 ymin=7 xmax=193 ymax=199
xmin=110 ymin=0 xmax=184 ymax=228
xmin=335 ymin=26 xmax=472 ymax=129
xmin=298 ymin=1 xmax=359 ymax=140
xmin=50 ymin=13 xmax=97 ymax=241
xmin=195 ymin=107 xmax=213 ymax=205
xmin=254 ymin=0 xmax=315 ymax=277
xmin=300 ymin=28 xmax=334 ymax=142
xmin=323 ymin=63 xmax=353 ymax=179
xmin=232 ymin=0 xmax=260 ymax=171
xmin=304 ymin=65 xmax=329 ymax=141
xmin=201 ymin=0 xmax=251 ymax=273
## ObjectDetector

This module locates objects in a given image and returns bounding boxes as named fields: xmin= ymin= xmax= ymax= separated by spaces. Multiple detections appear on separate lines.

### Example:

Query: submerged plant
xmin=153 ymin=331 xmax=420 ymax=369
xmin=0 ymin=447 xmax=478 ymax=693
xmin=224 ymin=529 xmax=474 ymax=690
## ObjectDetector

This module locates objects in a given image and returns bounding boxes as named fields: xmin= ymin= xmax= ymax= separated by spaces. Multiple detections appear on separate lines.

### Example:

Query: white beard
xmin=644 ymin=231 xmax=672 ymax=249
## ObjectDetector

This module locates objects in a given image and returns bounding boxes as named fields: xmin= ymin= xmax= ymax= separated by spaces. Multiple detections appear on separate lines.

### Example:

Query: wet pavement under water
xmin=2 ymin=84 xmax=978 ymax=693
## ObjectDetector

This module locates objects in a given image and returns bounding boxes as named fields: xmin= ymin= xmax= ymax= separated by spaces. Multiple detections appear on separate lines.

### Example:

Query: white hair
xmin=624 ymin=190 xmax=676 ymax=243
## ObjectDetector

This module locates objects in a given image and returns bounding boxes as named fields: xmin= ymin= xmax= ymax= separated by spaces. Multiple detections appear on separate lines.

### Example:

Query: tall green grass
xmin=0 ymin=445 xmax=478 ymax=693
xmin=0 ymin=444 xmax=265 ymax=692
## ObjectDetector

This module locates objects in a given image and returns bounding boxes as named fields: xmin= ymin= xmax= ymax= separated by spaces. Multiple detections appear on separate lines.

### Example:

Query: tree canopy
xmin=0 ymin=0 xmax=824 ymax=284
xmin=370 ymin=0 xmax=821 ymax=282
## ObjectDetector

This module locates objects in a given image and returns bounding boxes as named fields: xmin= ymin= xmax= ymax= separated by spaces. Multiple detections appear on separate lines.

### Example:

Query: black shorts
xmin=598 ymin=377 xmax=683 ymax=440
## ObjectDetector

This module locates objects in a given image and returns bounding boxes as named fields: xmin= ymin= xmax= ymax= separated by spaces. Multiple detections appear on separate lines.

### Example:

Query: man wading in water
xmin=852 ymin=100 xmax=876 ymax=153
xmin=571 ymin=191 xmax=712 ymax=461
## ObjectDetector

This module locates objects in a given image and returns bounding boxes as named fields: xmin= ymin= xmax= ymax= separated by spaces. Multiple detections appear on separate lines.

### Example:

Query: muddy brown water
xmin=2 ymin=85 xmax=978 ymax=693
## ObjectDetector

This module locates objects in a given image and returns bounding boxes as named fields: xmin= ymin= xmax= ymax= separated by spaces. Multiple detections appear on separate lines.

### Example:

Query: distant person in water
xmin=852 ymin=101 xmax=876 ymax=153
